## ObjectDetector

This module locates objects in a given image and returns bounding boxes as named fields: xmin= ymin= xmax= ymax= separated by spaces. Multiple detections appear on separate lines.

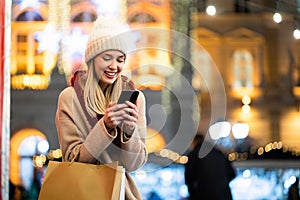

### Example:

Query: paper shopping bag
xmin=38 ymin=161 xmax=125 ymax=200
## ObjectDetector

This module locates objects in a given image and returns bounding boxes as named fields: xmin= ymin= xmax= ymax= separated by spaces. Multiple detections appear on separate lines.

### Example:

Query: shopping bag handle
xmin=68 ymin=147 xmax=114 ymax=167
xmin=70 ymin=147 xmax=81 ymax=164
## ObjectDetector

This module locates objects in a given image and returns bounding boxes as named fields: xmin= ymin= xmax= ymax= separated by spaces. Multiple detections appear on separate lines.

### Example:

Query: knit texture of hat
xmin=85 ymin=15 xmax=136 ymax=63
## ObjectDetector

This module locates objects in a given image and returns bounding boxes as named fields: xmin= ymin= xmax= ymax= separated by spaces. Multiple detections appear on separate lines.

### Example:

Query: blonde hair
xmin=81 ymin=61 xmax=122 ymax=117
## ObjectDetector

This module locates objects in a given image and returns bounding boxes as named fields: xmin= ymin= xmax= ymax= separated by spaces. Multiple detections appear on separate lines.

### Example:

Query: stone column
xmin=0 ymin=1 xmax=4 ymax=197
xmin=264 ymin=18 xmax=281 ymax=142
xmin=1 ymin=0 xmax=11 ymax=199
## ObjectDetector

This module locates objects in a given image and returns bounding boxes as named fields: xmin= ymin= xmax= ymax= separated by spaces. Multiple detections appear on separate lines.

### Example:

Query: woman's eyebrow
xmin=102 ymin=53 xmax=125 ymax=58
xmin=103 ymin=53 xmax=112 ymax=57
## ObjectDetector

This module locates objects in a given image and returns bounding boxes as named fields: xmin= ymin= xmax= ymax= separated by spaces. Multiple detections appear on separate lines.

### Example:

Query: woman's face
xmin=94 ymin=50 xmax=126 ymax=90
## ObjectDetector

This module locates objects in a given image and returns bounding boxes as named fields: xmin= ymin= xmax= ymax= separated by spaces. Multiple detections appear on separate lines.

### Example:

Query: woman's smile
xmin=93 ymin=50 xmax=126 ymax=89
xmin=104 ymin=70 xmax=118 ymax=78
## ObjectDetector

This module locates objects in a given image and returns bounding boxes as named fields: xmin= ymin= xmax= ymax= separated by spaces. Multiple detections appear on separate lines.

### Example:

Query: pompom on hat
xmin=84 ymin=15 xmax=138 ymax=63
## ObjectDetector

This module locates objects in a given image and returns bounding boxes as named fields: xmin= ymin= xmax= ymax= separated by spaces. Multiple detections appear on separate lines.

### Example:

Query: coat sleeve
xmin=55 ymin=87 xmax=116 ymax=163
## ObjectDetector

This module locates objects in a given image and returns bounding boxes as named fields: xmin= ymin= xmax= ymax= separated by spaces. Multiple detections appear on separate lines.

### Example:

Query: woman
xmin=55 ymin=15 xmax=147 ymax=199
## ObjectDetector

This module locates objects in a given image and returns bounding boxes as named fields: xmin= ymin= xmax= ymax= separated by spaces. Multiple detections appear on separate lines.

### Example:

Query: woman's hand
xmin=121 ymin=101 xmax=139 ymax=135
xmin=103 ymin=101 xmax=139 ymax=135
xmin=103 ymin=102 xmax=127 ymax=131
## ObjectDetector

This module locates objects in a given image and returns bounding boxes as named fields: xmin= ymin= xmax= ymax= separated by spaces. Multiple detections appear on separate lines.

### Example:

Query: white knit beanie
xmin=85 ymin=15 xmax=137 ymax=63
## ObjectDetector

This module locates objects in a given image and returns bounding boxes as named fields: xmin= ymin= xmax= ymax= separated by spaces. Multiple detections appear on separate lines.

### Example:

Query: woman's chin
xmin=103 ymin=77 xmax=117 ymax=85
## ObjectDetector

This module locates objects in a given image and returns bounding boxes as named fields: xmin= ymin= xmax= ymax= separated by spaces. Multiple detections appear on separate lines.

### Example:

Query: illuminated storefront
xmin=1 ymin=0 xmax=300 ymax=199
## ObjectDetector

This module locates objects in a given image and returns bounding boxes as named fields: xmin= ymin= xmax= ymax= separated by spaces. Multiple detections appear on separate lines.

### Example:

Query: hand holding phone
xmin=117 ymin=90 xmax=139 ymax=122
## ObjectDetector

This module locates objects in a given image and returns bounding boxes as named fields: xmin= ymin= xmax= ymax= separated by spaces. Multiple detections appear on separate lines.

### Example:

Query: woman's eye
xmin=117 ymin=59 xmax=125 ymax=63
xmin=103 ymin=57 xmax=111 ymax=61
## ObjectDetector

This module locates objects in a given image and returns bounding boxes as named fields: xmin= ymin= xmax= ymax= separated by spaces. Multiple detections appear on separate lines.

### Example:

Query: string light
xmin=241 ymin=95 xmax=251 ymax=114
xmin=206 ymin=5 xmax=216 ymax=16
xmin=293 ymin=28 xmax=300 ymax=39
xmin=242 ymin=95 xmax=251 ymax=105
xmin=154 ymin=149 xmax=188 ymax=164
xmin=273 ymin=12 xmax=282 ymax=23
xmin=208 ymin=121 xmax=231 ymax=140
xmin=227 ymin=141 xmax=300 ymax=162
xmin=232 ymin=122 xmax=249 ymax=139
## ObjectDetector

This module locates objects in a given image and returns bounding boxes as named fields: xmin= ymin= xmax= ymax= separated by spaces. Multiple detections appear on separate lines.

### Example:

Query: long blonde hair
xmin=81 ymin=61 xmax=122 ymax=117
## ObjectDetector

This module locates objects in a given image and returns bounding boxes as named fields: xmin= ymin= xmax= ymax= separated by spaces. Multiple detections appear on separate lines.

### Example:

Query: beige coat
xmin=55 ymin=84 xmax=148 ymax=199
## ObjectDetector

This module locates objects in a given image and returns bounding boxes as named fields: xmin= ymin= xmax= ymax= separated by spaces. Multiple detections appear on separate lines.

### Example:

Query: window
xmin=72 ymin=12 xmax=96 ymax=22
xmin=129 ymin=13 xmax=157 ymax=23
xmin=16 ymin=11 xmax=43 ymax=21
xmin=10 ymin=129 xmax=49 ymax=192
xmin=232 ymin=49 xmax=254 ymax=89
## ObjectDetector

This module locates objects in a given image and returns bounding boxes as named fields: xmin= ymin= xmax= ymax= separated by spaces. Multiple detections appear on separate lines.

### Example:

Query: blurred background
xmin=1 ymin=0 xmax=300 ymax=199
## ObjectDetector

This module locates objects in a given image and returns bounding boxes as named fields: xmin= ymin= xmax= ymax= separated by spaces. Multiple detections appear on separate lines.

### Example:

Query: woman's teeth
xmin=105 ymin=72 xmax=116 ymax=76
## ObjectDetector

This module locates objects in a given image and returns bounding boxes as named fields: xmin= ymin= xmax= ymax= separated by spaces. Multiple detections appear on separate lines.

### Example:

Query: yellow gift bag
xmin=38 ymin=161 xmax=125 ymax=200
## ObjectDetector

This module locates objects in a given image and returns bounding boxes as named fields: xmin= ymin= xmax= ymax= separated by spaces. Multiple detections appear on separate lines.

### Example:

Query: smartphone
xmin=117 ymin=90 xmax=139 ymax=105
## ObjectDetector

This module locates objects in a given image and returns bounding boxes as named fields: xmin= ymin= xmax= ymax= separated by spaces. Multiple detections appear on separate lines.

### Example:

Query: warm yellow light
xmin=228 ymin=152 xmax=237 ymax=161
xmin=277 ymin=141 xmax=283 ymax=149
xmin=159 ymin=149 xmax=169 ymax=157
xmin=52 ymin=149 xmax=62 ymax=159
xmin=136 ymin=75 xmax=165 ymax=90
xmin=293 ymin=86 xmax=300 ymax=98
xmin=242 ymin=95 xmax=251 ymax=105
xmin=33 ymin=155 xmax=46 ymax=168
xmin=40 ymin=154 xmax=47 ymax=163
xmin=43 ymin=51 xmax=57 ymax=74
xmin=168 ymin=151 xmax=178 ymax=161
xmin=11 ymin=74 xmax=50 ymax=90
xmin=242 ymin=104 xmax=251 ymax=114
xmin=145 ymin=128 xmax=166 ymax=153
xmin=179 ymin=156 xmax=188 ymax=164
xmin=257 ymin=147 xmax=264 ymax=155
xmin=272 ymin=141 xmax=278 ymax=149
xmin=265 ymin=143 xmax=272 ymax=152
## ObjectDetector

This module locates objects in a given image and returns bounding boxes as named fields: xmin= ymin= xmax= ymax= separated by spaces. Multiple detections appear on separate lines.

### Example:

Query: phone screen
xmin=117 ymin=90 xmax=139 ymax=105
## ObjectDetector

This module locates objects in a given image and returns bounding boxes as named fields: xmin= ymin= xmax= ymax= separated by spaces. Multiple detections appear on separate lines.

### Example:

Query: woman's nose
xmin=109 ymin=60 xmax=118 ymax=69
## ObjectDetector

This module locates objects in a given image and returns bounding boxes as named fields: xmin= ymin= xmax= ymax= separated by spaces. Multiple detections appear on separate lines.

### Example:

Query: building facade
xmin=1 ymin=0 xmax=300 ymax=199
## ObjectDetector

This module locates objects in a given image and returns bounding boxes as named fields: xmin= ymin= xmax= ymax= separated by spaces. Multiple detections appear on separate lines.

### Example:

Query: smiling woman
xmin=55 ymin=15 xmax=147 ymax=200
